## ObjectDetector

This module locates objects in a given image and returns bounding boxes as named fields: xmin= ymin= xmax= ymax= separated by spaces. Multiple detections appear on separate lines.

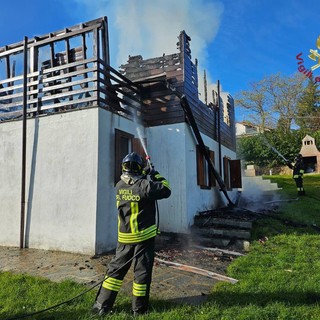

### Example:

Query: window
xmin=223 ymin=156 xmax=231 ymax=190
xmin=114 ymin=129 xmax=148 ymax=185
xmin=115 ymin=129 xmax=134 ymax=185
xmin=196 ymin=145 xmax=216 ymax=189
xmin=223 ymin=156 xmax=242 ymax=190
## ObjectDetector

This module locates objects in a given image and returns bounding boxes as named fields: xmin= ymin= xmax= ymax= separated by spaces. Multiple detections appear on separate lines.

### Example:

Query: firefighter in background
xmin=287 ymin=154 xmax=305 ymax=196
xmin=92 ymin=152 xmax=171 ymax=316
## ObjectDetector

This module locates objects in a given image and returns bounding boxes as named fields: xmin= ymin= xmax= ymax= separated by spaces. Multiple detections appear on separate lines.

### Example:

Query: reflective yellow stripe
xmin=154 ymin=174 xmax=171 ymax=189
xmin=133 ymin=282 xmax=147 ymax=297
xmin=102 ymin=277 xmax=123 ymax=292
xmin=118 ymin=224 xmax=158 ymax=243
xmin=162 ymin=179 xmax=170 ymax=189
xmin=130 ymin=201 xmax=139 ymax=233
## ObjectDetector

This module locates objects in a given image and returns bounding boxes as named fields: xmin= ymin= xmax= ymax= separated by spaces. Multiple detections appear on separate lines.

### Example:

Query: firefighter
xmin=287 ymin=154 xmax=305 ymax=196
xmin=92 ymin=152 xmax=171 ymax=317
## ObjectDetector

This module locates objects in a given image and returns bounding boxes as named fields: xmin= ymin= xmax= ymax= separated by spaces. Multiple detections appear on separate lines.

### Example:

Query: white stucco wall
xmin=0 ymin=120 xmax=23 ymax=247
xmin=0 ymin=107 xmax=152 ymax=254
xmin=1 ymin=109 xmax=101 ymax=253
xmin=184 ymin=127 xmax=238 ymax=223
xmin=95 ymin=108 xmax=148 ymax=252
xmin=146 ymin=123 xmax=237 ymax=233
xmin=146 ymin=123 xmax=188 ymax=233
xmin=0 ymin=107 xmax=238 ymax=253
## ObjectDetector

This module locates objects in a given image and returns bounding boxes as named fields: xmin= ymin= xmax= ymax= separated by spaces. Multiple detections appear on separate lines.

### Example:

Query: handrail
xmin=0 ymin=58 xmax=144 ymax=121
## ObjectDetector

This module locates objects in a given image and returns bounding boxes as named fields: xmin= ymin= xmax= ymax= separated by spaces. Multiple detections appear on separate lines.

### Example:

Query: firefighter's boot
xmin=91 ymin=301 xmax=112 ymax=316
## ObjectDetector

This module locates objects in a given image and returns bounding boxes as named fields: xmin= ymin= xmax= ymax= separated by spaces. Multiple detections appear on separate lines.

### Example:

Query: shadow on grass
xmin=5 ymin=290 xmax=320 ymax=319
xmin=209 ymin=290 xmax=320 ymax=307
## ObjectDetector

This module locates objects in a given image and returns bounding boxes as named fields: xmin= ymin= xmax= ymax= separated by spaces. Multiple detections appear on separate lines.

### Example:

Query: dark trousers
xmin=294 ymin=177 xmax=305 ymax=195
xmin=96 ymin=238 xmax=155 ymax=313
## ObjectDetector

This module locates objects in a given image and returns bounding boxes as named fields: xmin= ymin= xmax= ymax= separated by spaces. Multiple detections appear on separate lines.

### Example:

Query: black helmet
xmin=295 ymin=154 xmax=302 ymax=162
xmin=122 ymin=152 xmax=144 ymax=175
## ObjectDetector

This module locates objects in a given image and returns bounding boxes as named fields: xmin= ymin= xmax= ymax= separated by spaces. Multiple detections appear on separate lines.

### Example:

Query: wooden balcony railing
xmin=0 ymin=57 xmax=144 ymax=121
xmin=0 ymin=17 xmax=144 ymax=122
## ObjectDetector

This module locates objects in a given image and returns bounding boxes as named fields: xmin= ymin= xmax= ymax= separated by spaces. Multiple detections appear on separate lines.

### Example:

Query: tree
xmin=235 ymin=72 xmax=320 ymax=170
xmin=235 ymin=79 xmax=272 ymax=132
xmin=235 ymin=73 xmax=306 ymax=133
xmin=237 ymin=130 xmax=305 ymax=168
xmin=296 ymin=78 xmax=320 ymax=131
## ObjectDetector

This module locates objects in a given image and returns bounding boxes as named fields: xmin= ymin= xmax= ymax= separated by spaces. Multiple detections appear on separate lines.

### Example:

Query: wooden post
xmin=217 ymin=80 xmax=222 ymax=175
xmin=20 ymin=36 xmax=28 ymax=249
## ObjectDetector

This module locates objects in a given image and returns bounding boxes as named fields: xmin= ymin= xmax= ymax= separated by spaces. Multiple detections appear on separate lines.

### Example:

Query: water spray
xmin=136 ymin=127 xmax=149 ymax=156
xmin=145 ymin=155 xmax=152 ymax=168
xmin=136 ymin=127 xmax=153 ymax=170
xmin=260 ymin=135 xmax=289 ymax=163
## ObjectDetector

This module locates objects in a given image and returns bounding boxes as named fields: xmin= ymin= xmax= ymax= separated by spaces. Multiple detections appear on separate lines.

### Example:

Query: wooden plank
xmin=0 ymin=109 xmax=22 ymax=119
xmin=145 ymin=116 xmax=185 ymax=127
xmin=41 ymin=85 xmax=96 ymax=102
xmin=28 ymin=95 xmax=97 ymax=113
xmin=143 ymin=98 xmax=181 ymax=109
xmin=155 ymin=258 xmax=238 ymax=284
xmin=143 ymin=107 xmax=185 ymax=118
xmin=0 ymin=24 xmax=101 ymax=58
xmin=0 ymin=86 xmax=98 ymax=109
xmin=98 ymin=68 xmax=141 ymax=96
xmin=41 ymin=57 xmax=96 ymax=75
xmin=191 ymin=245 xmax=245 ymax=257
xmin=102 ymin=59 xmax=142 ymax=89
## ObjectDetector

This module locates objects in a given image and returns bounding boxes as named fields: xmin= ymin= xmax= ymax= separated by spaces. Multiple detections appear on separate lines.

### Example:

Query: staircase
xmin=190 ymin=177 xmax=281 ymax=250
xmin=238 ymin=176 xmax=282 ymax=208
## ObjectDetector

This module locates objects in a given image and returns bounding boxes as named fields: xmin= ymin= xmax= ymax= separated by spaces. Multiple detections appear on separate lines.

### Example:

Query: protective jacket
xmin=292 ymin=159 xmax=305 ymax=179
xmin=287 ymin=157 xmax=305 ymax=195
xmin=94 ymin=171 xmax=171 ymax=314
xmin=116 ymin=172 xmax=171 ymax=244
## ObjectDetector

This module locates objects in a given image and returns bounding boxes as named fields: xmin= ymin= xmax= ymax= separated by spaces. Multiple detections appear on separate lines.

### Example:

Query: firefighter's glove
xmin=286 ymin=161 xmax=293 ymax=169
xmin=143 ymin=164 xmax=155 ymax=177
xmin=150 ymin=170 xmax=159 ymax=181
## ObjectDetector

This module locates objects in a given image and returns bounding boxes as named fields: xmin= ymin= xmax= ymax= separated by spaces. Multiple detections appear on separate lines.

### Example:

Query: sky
xmin=0 ymin=0 xmax=319 ymax=121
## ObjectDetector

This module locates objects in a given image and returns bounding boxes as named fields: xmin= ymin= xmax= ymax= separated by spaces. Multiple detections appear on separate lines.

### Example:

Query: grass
xmin=1 ymin=174 xmax=320 ymax=319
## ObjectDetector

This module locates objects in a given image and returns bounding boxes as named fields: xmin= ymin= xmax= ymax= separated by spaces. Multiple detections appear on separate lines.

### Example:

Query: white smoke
xmin=72 ymin=0 xmax=224 ymax=99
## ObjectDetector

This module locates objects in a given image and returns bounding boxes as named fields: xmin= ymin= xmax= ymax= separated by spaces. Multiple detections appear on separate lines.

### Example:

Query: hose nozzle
xmin=145 ymin=155 xmax=154 ymax=173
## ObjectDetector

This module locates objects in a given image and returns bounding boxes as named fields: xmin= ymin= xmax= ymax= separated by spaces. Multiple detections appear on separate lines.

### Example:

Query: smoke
xmin=113 ymin=0 xmax=223 ymax=64
xmin=72 ymin=0 xmax=224 ymax=98
xmin=238 ymin=176 xmax=281 ymax=212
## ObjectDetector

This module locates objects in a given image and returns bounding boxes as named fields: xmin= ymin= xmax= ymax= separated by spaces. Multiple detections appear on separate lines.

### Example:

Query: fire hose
xmin=7 ymin=161 xmax=160 ymax=320
xmin=7 ymin=245 xmax=150 ymax=320
xmin=259 ymin=135 xmax=290 ymax=164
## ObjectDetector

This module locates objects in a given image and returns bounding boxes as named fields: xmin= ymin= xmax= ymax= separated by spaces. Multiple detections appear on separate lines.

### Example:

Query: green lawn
xmin=2 ymin=174 xmax=320 ymax=319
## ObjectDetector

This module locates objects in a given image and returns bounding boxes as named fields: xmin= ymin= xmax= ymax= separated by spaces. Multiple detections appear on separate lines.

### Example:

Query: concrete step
xmin=190 ymin=208 xmax=257 ymax=249
xmin=241 ymin=176 xmax=281 ymax=192
xmin=194 ymin=216 xmax=253 ymax=229
xmin=190 ymin=235 xmax=250 ymax=250
xmin=191 ymin=226 xmax=251 ymax=240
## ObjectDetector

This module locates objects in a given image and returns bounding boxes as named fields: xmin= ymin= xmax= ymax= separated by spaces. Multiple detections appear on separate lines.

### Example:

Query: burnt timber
xmin=120 ymin=31 xmax=236 ymax=151
xmin=0 ymin=17 xmax=236 ymax=152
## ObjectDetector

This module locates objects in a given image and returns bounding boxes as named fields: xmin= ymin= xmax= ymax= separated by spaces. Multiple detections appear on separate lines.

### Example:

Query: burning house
xmin=0 ymin=17 xmax=241 ymax=254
